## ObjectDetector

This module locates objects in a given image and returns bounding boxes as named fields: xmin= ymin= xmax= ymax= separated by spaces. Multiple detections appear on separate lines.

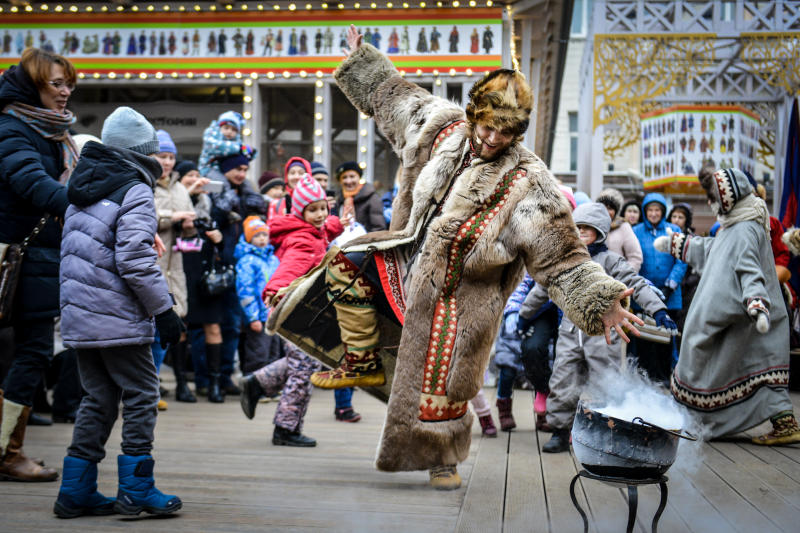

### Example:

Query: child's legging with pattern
xmin=253 ymin=341 xmax=321 ymax=432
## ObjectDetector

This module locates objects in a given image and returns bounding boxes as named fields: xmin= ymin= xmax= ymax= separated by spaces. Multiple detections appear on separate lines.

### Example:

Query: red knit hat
xmin=291 ymin=175 xmax=326 ymax=219
xmin=243 ymin=215 xmax=269 ymax=243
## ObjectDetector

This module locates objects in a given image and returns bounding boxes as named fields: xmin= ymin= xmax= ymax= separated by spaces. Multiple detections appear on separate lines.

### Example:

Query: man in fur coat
xmin=267 ymin=25 xmax=640 ymax=490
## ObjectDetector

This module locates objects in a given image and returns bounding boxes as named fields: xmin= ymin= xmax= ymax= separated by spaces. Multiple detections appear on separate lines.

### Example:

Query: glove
xmin=661 ymin=287 xmax=673 ymax=303
xmin=653 ymin=235 xmax=671 ymax=253
xmin=648 ymin=283 xmax=666 ymax=302
xmin=653 ymin=310 xmax=678 ymax=336
xmin=517 ymin=314 xmax=536 ymax=338
xmin=504 ymin=312 xmax=519 ymax=336
xmin=243 ymin=194 xmax=266 ymax=215
xmin=240 ymin=143 xmax=257 ymax=159
xmin=155 ymin=308 xmax=186 ymax=348
xmin=747 ymin=298 xmax=770 ymax=334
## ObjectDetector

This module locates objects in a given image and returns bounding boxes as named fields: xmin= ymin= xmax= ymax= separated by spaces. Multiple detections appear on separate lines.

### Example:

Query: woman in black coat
xmin=0 ymin=48 xmax=78 ymax=482
xmin=333 ymin=161 xmax=386 ymax=232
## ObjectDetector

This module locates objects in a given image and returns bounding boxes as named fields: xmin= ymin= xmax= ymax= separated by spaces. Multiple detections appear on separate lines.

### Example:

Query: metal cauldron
xmin=571 ymin=400 xmax=697 ymax=480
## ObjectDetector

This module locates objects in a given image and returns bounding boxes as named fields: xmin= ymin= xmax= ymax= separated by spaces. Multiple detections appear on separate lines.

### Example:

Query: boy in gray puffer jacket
xmin=520 ymin=202 xmax=678 ymax=453
xmin=54 ymin=107 xmax=184 ymax=519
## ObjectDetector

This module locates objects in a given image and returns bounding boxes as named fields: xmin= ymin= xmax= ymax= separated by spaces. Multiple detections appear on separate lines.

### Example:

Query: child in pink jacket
xmin=239 ymin=175 xmax=342 ymax=447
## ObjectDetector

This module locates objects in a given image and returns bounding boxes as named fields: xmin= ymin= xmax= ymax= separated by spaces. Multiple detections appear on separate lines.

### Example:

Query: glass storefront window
xmin=330 ymin=84 xmax=359 ymax=178
xmin=260 ymin=85 xmax=314 ymax=175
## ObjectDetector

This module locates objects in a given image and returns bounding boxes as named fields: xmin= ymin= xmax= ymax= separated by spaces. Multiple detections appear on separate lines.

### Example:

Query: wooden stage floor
xmin=2 ymin=387 xmax=800 ymax=532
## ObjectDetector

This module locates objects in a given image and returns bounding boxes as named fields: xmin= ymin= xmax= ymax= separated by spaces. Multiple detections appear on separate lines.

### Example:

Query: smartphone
xmin=205 ymin=180 xmax=224 ymax=194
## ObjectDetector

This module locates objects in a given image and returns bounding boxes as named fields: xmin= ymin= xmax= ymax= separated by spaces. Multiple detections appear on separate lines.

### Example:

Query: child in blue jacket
xmin=235 ymin=216 xmax=281 ymax=373
xmin=198 ymin=110 xmax=249 ymax=175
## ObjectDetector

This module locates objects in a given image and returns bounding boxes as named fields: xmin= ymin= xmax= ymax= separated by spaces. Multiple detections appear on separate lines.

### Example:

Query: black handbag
xmin=200 ymin=256 xmax=236 ymax=298
xmin=0 ymin=216 xmax=49 ymax=327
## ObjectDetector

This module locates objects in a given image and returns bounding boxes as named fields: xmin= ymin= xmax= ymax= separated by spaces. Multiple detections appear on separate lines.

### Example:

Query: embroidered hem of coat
xmin=375 ymin=249 xmax=406 ymax=325
xmin=671 ymin=365 xmax=790 ymax=412
xmin=418 ymin=167 xmax=527 ymax=422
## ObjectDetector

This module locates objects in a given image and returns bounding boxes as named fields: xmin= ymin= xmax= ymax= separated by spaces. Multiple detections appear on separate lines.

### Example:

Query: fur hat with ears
xmin=595 ymin=188 xmax=625 ymax=217
xmin=465 ymin=69 xmax=533 ymax=141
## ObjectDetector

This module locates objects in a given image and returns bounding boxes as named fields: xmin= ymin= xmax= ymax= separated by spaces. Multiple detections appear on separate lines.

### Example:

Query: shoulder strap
xmin=20 ymin=215 xmax=49 ymax=253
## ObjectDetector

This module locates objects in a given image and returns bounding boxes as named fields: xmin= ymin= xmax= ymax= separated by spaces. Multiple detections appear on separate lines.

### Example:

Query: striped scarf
xmin=3 ymin=102 xmax=78 ymax=183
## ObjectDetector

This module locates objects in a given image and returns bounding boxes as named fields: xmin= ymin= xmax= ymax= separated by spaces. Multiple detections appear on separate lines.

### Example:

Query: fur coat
xmin=269 ymin=43 xmax=626 ymax=472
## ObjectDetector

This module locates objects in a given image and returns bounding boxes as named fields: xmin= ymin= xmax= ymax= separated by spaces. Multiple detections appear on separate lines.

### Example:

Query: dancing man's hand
xmin=342 ymin=24 xmax=363 ymax=56
xmin=600 ymin=288 xmax=643 ymax=344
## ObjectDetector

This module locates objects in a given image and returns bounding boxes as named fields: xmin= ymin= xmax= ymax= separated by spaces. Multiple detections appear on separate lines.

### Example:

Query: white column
xmin=358 ymin=112 xmax=375 ymax=183
xmin=520 ymin=19 xmax=535 ymax=152
xmin=244 ymin=81 xmax=261 ymax=185
xmin=502 ymin=8 xmax=512 ymax=68
xmin=313 ymin=81 xmax=332 ymax=169
xmin=584 ymin=125 xmax=605 ymax=199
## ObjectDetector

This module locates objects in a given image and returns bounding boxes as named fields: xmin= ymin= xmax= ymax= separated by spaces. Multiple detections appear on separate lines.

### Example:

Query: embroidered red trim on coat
xmin=375 ymin=249 xmax=406 ymax=325
xmin=419 ymin=166 xmax=526 ymax=422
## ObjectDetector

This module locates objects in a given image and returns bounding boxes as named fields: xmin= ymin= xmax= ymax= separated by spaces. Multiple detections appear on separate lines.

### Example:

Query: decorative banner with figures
xmin=640 ymin=105 xmax=761 ymax=193
xmin=0 ymin=8 xmax=503 ymax=75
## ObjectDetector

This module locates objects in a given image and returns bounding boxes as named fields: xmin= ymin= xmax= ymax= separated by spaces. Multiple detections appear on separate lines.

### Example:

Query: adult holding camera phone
xmin=186 ymin=149 xmax=264 ymax=403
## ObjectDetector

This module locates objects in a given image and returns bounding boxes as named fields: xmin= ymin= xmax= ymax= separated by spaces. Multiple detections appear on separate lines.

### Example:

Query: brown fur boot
xmin=496 ymin=397 xmax=516 ymax=431
xmin=0 ymin=393 xmax=58 ymax=482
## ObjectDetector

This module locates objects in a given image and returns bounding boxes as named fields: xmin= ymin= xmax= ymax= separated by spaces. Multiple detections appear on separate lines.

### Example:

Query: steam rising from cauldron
xmin=581 ymin=368 xmax=708 ymax=472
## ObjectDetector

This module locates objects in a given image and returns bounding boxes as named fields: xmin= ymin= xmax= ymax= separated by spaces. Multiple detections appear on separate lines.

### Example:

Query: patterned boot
xmin=311 ymin=349 xmax=386 ymax=389
xmin=752 ymin=411 xmax=800 ymax=446
xmin=311 ymin=252 xmax=385 ymax=389
xmin=429 ymin=465 xmax=462 ymax=490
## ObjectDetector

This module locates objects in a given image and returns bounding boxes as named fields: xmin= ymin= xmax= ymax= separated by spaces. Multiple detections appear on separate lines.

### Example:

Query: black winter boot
xmin=205 ymin=343 xmax=225 ymax=403
xmin=272 ymin=426 xmax=316 ymax=447
xmin=171 ymin=341 xmax=196 ymax=403
xmin=239 ymin=375 xmax=263 ymax=420
xmin=542 ymin=428 xmax=571 ymax=453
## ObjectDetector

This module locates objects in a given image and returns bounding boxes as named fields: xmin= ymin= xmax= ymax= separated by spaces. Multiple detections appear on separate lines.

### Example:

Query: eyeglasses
xmin=48 ymin=80 xmax=75 ymax=92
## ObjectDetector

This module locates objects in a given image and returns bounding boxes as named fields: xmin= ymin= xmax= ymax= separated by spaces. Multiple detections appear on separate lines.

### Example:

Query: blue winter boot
xmin=53 ymin=456 xmax=116 ymax=518
xmin=114 ymin=455 xmax=182 ymax=515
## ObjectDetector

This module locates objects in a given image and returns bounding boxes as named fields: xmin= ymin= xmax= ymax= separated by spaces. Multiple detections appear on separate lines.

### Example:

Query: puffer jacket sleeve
xmin=504 ymin=274 xmax=534 ymax=316
xmin=603 ymin=252 xmax=666 ymax=317
xmin=519 ymin=283 xmax=550 ymax=320
xmin=619 ymin=222 xmax=643 ymax=272
xmin=203 ymin=125 xmax=243 ymax=163
xmin=236 ymin=254 xmax=264 ymax=323
xmin=0 ymin=124 xmax=68 ymax=217
xmin=114 ymin=183 xmax=174 ymax=316
xmin=325 ymin=215 xmax=344 ymax=241
xmin=264 ymin=237 xmax=318 ymax=295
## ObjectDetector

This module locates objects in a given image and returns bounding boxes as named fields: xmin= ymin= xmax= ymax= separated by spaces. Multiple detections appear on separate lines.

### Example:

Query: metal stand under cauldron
xmin=570 ymin=401 xmax=697 ymax=533
xmin=569 ymin=470 xmax=668 ymax=533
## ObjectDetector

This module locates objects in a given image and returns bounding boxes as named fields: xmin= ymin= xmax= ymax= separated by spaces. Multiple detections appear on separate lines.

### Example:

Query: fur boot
xmin=496 ymin=397 xmax=516 ymax=431
xmin=752 ymin=411 xmax=800 ymax=446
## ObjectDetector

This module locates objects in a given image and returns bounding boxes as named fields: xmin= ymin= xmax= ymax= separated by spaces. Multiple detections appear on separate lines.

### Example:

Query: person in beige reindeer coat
xmin=267 ymin=25 xmax=641 ymax=490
